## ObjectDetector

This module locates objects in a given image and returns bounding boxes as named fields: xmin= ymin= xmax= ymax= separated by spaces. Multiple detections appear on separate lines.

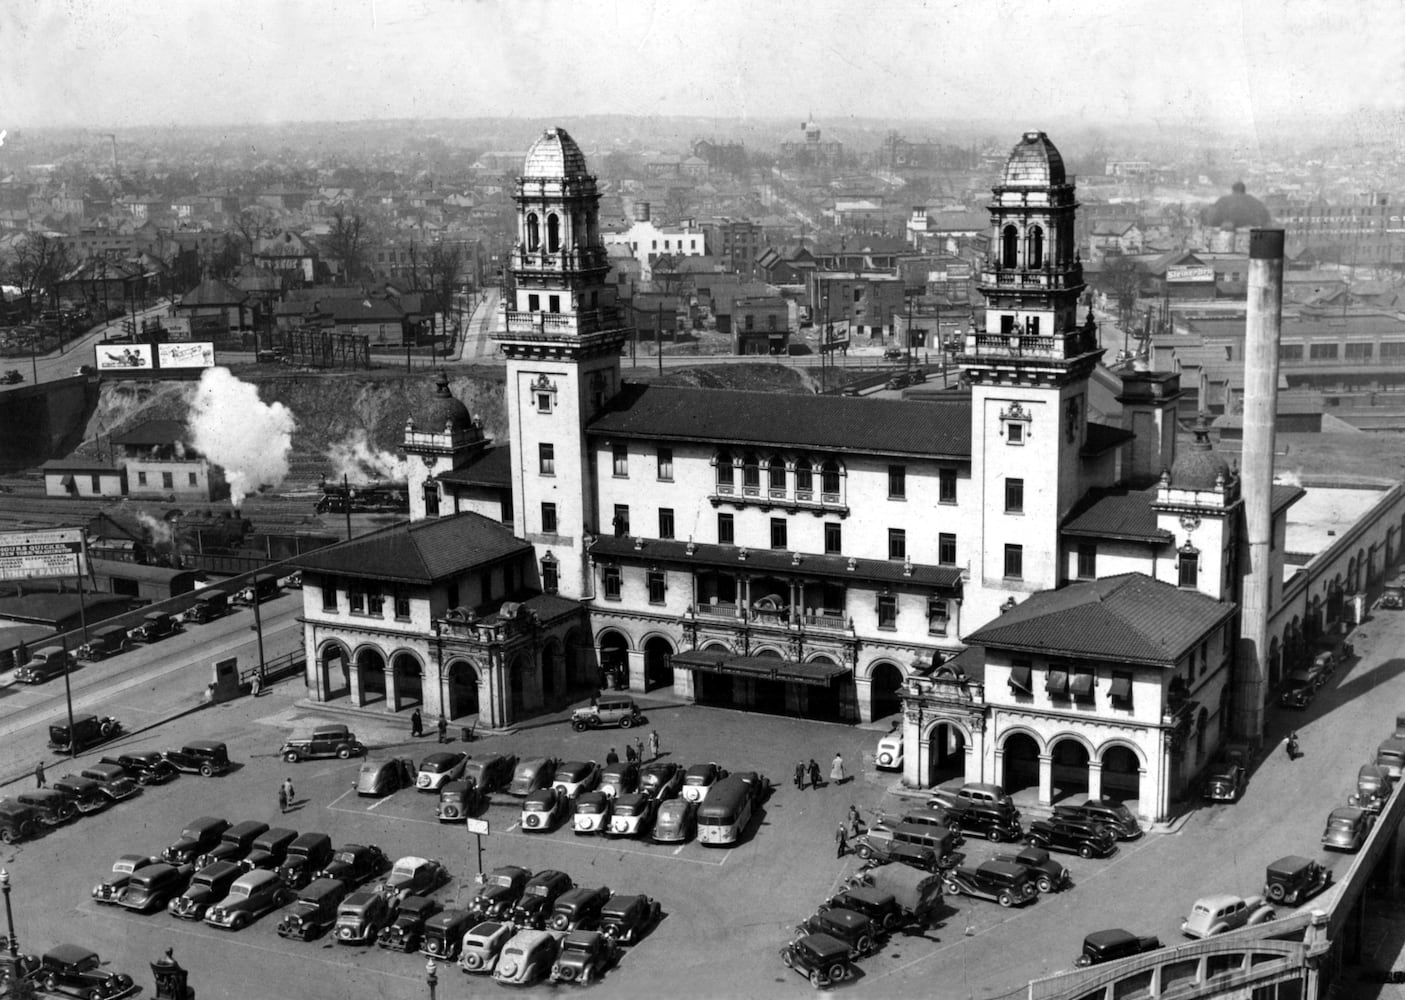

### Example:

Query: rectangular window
xmin=393 ymin=589 xmax=411 ymax=619
xmin=1004 ymin=543 xmax=1023 ymax=579
xmin=321 ymin=581 xmax=338 ymax=612
xmin=1077 ymin=543 xmax=1097 ymax=580
xmin=939 ymin=468 xmax=957 ymax=503
xmin=1381 ymin=342 xmax=1405 ymax=358
xmin=612 ymin=444 xmax=628 ymax=477
xmin=603 ymin=565 xmax=622 ymax=600
xmin=612 ymin=504 xmax=630 ymax=536
xmin=1345 ymin=342 xmax=1373 ymax=359
xmin=927 ymin=597 xmax=949 ymax=636
xmin=1009 ymin=660 xmax=1033 ymax=695
xmin=1278 ymin=343 xmax=1304 ymax=360
xmin=657 ymin=447 xmax=673 ymax=481
xmin=1070 ymin=669 xmax=1095 ymax=701
xmin=366 ymin=588 xmax=384 ymax=615
xmin=1007 ymin=422 xmax=1025 ymax=445
xmin=541 ymin=502 xmax=557 ymax=534
xmin=162 ymin=471 xmax=174 ymax=489
xmin=888 ymin=528 xmax=906 ymax=561
xmin=423 ymin=483 xmax=440 ymax=517
xmin=541 ymin=558 xmax=558 ymax=594
xmin=718 ymin=513 xmax=734 ymax=545
xmin=538 ymin=443 xmax=555 ymax=476
xmin=658 ymin=507 xmax=675 ymax=539
xmin=349 ymin=588 xmax=365 ymax=613
xmin=770 ymin=517 xmax=788 ymax=550
xmin=137 ymin=471 xmax=147 ymax=486
xmin=1309 ymin=342 xmax=1338 ymax=360
xmin=888 ymin=465 xmax=906 ymax=499
xmin=939 ymin=533 xmax=956 ymax=566
xmin=647 ymin=570 xmax=666 ymax=605
xmin=1108 ymin=671 xmax=1133 ymax=707
xmin=795 ymin=463 xmax=812 ymax=492
xmin=824 ymin=522 xmax=842 ymax=555
xmin=1005 ymin=478 xmax=1024 ymax=514
xmin=768 ymin=461 xmax=786 ymax=492
xmin=1179 ymin=550 xmax=1198 ymax=588
xmin=877 ymin=594 xmax=897 ymax=629
xmin=548 ymin=294 xmax=560 ymax=313
xmin=188 ymin=472 xmax=198 ymax=486
xmin=536 ymin=392 xmax=552 ymax=413
xmin=446 ymin=583 xmax=459 ymax=610
xmin=528 ymin=293 xmax=540 ymax=311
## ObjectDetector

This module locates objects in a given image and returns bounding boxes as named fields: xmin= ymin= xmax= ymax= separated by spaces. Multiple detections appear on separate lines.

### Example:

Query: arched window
xmin=715 ymin=451 xmax=734 ymax=487
xmin=742 ymin=452 xmax=760 ymax=489
xmin=526 ymin=213 xmax=540 ymax=251
xmin=768 ymin=455 xmax=786 ymax=492
xmin=821 ymin=459 xmax=841 ymax=495
xmin=795 ymin=459 xmax=813 ymax=493
xmin=1002 ymin=225 xmax=1019 ymax=268
xmin=547 ymin=213 xmax=561 ymax=252
xmin=1028 ymin=226 xmax=1044 ymax=269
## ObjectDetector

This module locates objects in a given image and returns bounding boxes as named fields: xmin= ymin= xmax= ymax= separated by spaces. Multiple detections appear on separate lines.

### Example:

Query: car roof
xmin=226 ymin=820 xmax=270 ymax=837
xmin=399 ymin=895 xmax=437 ymax=913
xmin=1329 ymin=806 xmax=1366 ymax=821
xmin=1191 ymin=893 xmax=1243 ymax=909
xmin=299 ymin=878 xmax=345 ymax=901
xmin=1266 ymin=855 xmax=1316 ymax=875
xmin=427 ymin=908 xmax=472 ymax=927
xmin=1084 ymin=928 xmax=1138 ymax=948
xmin=234 ymin=868 xmax=279 ymax=888
xmin=799 ymin=933 xmax=851 ymax=960
xmin=978 ymin=860 xmax=1028 ymax=879
xmin=44 ymin=944 xmax=99 ymax=966
xmin=602 ymin=894 xmax=644 ymax=913
xmin=196 ymin=861 xmax=242 ymax=879
xmin=505 ymin=928 xmax=555 ymax=948
xmin=393 ymin=856 xmax=430 ymax=869
xmin=290 ymin=831 xmax=332 ymax=848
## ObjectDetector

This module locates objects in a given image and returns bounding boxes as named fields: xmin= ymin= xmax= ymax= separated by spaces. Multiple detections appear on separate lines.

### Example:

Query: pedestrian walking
xmin=648 ymin=730 xmax=660 ymax=762
xmin=848 ymin=803 xmax=866 ymax=836
xmin=278 ymin=785 xmax=288 ymax=814
xmin=635 ymin=737 xmax=645 ymax=763
xmin=282 ymin=777 xmax=295 ymax=808
xmin=808 ymin=758 xmax=822 ymax=789
xmin=1286 ymin=730 xmax=1300 ymax=760
xmin=625 ymin=743 xmax=638 ymax=764
xmin=830 ymin=752 xmax=846 ymax=786
xmin=437 ymin=715 xmax=449 ymax=744
xmin=410 ymin=709 xmax=423 ymax=738
xmin=794 ymin=761 xmax=806 ymax=790
xmin=34 ymin=761 xmax=45 ymax=788
xmin=835 ymin=824 xmax=848 ymax=858
xmin=606 ymin=748 xmax=620 ymax=765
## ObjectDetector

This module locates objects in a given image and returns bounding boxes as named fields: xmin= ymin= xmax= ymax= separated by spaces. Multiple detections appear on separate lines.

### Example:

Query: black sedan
xmin=1024 ymin=817 xmax=1117 ymax=859
xmin=317 ymin=844 xmax=390 ymax=889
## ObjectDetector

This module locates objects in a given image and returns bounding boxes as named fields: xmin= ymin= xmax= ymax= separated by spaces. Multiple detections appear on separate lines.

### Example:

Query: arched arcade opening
xmin=643 ymin=636 xmax=674 ymax=692
xmin=1001 ymin=731 xmax=1040 ymax=795
xmin=869 ymin=661 xmax=905 ymax=722
xmin=926 ymin=721 xmax=967 ymax=787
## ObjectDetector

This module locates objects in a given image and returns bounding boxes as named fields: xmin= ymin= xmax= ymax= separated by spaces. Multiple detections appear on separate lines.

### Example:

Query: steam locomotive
xmin=315 ymin=479 xmax=409 ymax=514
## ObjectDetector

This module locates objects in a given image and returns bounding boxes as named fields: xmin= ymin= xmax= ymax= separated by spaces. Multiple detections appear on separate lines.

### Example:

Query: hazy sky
xmin=3 ymin=0 xmax=1401 ymax=130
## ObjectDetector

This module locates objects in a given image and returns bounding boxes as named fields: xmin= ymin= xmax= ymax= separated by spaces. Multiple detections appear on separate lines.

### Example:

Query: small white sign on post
xmin=464 ymin=817 xmax=489 ymax=835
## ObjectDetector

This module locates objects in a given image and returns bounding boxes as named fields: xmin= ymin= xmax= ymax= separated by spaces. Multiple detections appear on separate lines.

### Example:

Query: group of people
xmin=409 ymin=709 xmax=450 ymax=743
xmin=835 ymin=804 xmax=868 ymax=857
xmin=793 ymin=753 xmax=847 ymax=791
xmin=605 ymin=730 xmax=662 ymax=766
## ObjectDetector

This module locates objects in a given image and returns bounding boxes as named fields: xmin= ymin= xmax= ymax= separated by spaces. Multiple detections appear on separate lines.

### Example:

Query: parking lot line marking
xmin=673 ymin=844 xmax=685 ymax=855
xmin=327 ymin=788 xmax=356 ymax=809
xmin=367 ymin=795 xmax=394 ymax=810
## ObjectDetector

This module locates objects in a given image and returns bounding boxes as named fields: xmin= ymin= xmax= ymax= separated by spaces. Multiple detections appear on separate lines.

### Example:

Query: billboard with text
xmin=157 ymin=341 xmax=215 ymax=369
xmin=95 ymin=343 xmax=153 ymax=371
xmin=0 ymin=528 xmax=86 ymax=582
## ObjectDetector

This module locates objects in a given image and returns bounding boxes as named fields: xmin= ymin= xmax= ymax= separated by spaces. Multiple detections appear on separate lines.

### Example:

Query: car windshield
xmin=502 ymin=947 xmax=524 ymax=958
xmin=615 ymin=801 xmax=644 ymax=815
xmin=563 ymin=940 xmax=591 ymax=954
xmin=229 ymin=885 xmax=250 ymax=898
xmin=392 ymin=864 xmax=416 ymax=878
xmin=524 ymin=800 xmax=551 ymax=811
xmin=114 ymin=860 xmax=137 ymax=874
xmin=488 ymin=874 xmax=514 ymax=887
xmin=424 ymin=759 xmax=455 ymax=772
xmin=1329 ymin=818 xmax=1356 ymax=830
xmin=334 ymin=851 xmax=357 ymax=864
xmin=579 ymin=799 xmax=606 ymax=813
xmin=685 ymin=773 xmax=710 ymax=785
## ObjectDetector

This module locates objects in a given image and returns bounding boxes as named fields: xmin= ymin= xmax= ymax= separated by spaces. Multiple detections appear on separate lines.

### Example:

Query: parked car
xmin=278 ymin=832 xmax=335 ymax=890
xmin=102 ymin=752 xmax=177 ymax=785
xmin=276 ymin=877 xmax=348 ymax=940
xmin=195 ymin=820 xmax=270 ymax=870
xmin=334 ymin=889 xmax=393 ymax=944
xmin=127 ymin=611 xmax=180 ymax=644
xmin=991 ymin=846 xmax=1072 ymax=894
xmin=1322 ymin=805 xmax=1376 ymax=852
xmin=416 ymin=751 xmax=468 ymax=792
xmin=551 ymin=929 xmax=616 ymax=985
xmin=553 ymin=760 xmax=603 ymax=798
xmin=240 ymin=828 xmax=300 ymax=872
xmin=493 ymin=928 xmax=562 ymax=986
xmin=163 ymin=740 xmax=231 ymax=777
xmin=162 ymin=817 xmax=230 ymax=865
xmin=781 ymin=932 xmax=853 ymax=989
xmin=1075 ymin=928 xmax=1163 ymax=967
xmin=852 ymin=828 xmax=944 ymax=874
xmin=548 ymin=886 xmax=613 ymax=932
xmin=607 ymin=791 xmax=656 ymax=838
xmin=182 ymin=591 xmax=229 ymax=624
xmin=16 ymin=646 xmax=73 ymax=684
xmin=599 ymin=893 xmax=662 ymax=945
xmin=421 ymin=908 xmax=476 ymax=960
xmin=1263 ymin=855 xmax=1333 ymax=905
xmin=168 ymin=861 xmax=243 ymax=920
xmin=875 ymin=731 xmax=905 ymax=771
xmin=1380 ymin=576 xmax=1405 ymax=610
xmin=1181 ymin=893 xmax=1276 ymax=938
xmin=49 ymin=775 xmax=108 ymax=815
xmin=844 ymin=864 xmax=945 ymax=929
xmin=355 ymin=757 xmax=416 ymax=797
xmin=374 ymin=856 xmax=448 ymax=906
xmin=118 ymin=863 xmax=193 ymax=913
xmin=0 ymin=801 xmax=40 ymax=844
xmin=462 ymin=753 xmax=519 ymax=794
xmin=897 ymin=810 xmax=966 ymax=848
xmin=469 ymin=866 xmax=534 ymax=921
xmin=883 ymin=346 xmax=905 ymax=360
xmin=280 ymin=724 xmax=364 ymax=762
xmin=48 ymin=713 xmax=123 ymax=754
xmin=930 ymin=781 xmax=1015 ymax=811
xmin=511 ymin=870 xmax=575 ymax=930
xmin=796 ymin=907 xmax=879 ymax=959
xmin=317 ymin=843 xmax=390 ymax=889
xmin=516 ymin=788 xmax=566 ymax=832
xmin=639 ymin=762 xmax=684 ymax=800
xmin=819 ymin=884 xmax=905 ymax=934
xmin=1050 ymin=799 xmax=1143 ymax=839
xmin=680 ymin=762 xmax=727 ymax=802
xmin=1025 ymin=817 xmax=1117 ymax=858
xmin=943 ymin=860 xmax=1038 ymax=908
xmin=942 ymin=801 xmax=1024 ymax=843
xmin=93 ymin=854 xmax=159 ymax=904
xmin=653 ymin=797 xmax=698 ymax=843
xmin=1376 ymin=737 xmax=1405 ymax=779
xmin=573 ymin=790 xmax=613 ymax=834
xmin=459 ymin=919 xmax=516 ymax=974
xmin=1279 ymin=679 xmax=1315 ymax=710
xmin=1349 ymin=763 xmax=1396 ymax=813
xmin=570 ymin=695 xmax=642 ymax=732
xmin=15 ymin=789 xmax=76 ymax=826
xmin=205 ymin=868 xmax=290 ymax=929
xmin=0 ymin=370 xmax=22 ymax=385
xmin=22 ymin=944 xmax=136 ymax=999
xmin=378 ymin=894 xmax=441 ymax=952
xmin=436 ymin=779 xmax=482 ymax=822
xmin=1202 ymin=762 xmax=1248 ymax=802
xmin=598 ymin=760 xmax=640 ymax=798
xmin=78 ymin=762 xmax=141 ymax=803
xmin=507 ymin=757 xmax=559 ymax=796
xmin=76 ymin=625 xmax=131 ymax=661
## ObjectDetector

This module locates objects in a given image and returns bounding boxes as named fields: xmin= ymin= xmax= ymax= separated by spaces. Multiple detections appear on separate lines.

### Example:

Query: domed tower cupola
xmin=1001 ymin=130 xmax=1067 ymax=188
xmin=411 ymin=369 xmax=475 ymax=435
xmin=1167 ymin=414 xmax=1238 ymax=498
xmin=1151 ymin=413 xmax=1244 ymax=600
xmin=403 ymin=370 xmax=488 ymax=521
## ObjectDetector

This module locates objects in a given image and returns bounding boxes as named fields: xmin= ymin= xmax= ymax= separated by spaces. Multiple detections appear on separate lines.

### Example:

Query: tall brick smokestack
xmin=1234 ymin=228 xmax=1284 ymax=744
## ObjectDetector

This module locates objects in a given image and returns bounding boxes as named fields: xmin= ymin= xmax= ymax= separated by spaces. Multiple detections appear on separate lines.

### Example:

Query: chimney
xmin=634 ymin=202 xmax=651 ymax=223
xmin=1235 ymin=228 xmax=1284 ymax=745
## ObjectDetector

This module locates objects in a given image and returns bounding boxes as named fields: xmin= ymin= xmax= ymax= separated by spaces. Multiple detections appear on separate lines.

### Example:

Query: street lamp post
xmin=1 ymin=868 xmax=19 ymax=975
xmin=425 ymin=959 xmax=438 ymax=1000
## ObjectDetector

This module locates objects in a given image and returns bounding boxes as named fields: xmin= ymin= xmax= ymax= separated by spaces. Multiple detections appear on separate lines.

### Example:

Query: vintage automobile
xmin=508 ymin=757 xmax=560 ymax=797
xmin=48 ymin=713 xmax=123 ymax=754
xmin=599 ymin=893 xmax=662 ymax=945
xmin=22 ymin=944 xmax=137 ymax=999
xmin=168 ymin=860 xmax=244 ymax=920
xmin=511 ymin=870 xmax=575 ymax=930
xmin=653 ymin=797 xmax=697 ymax=843
xmin=943 ymin=860 xmax=1039 ymax=908
xmin=277 ymin=832 xmax=335 ymax=890
xmin=875 ymin=731 xmax=905 ymax=772
xmin=1350 ymin=763 xmax=1396 ymax=813
xmin=334 ymin=889 xmax=394 ymax=944
xmin=16 ymin=645 xmax=73 ymax=684
xmin=1380 ymin=575 xmax=1405 ymax=610
xmin=195 ymin=821 xmax=271 ymax=870
xmin=459 ymin=919 xmax=516 ymax=974
xmin=355 ymin=756 xmax=416 ymax=796
xmin=1182 ymin=893 xmax=1276 ymax=938
xmin=102 ymin=751 xmax=177 ymax=785
xmin=93 ymin=854 xmax=158 ymax=904
xmin=1322 ymin=805 xmax=1376 ymax=852
xmin=0 ymin=370 xmax=22 ymax=385
xmin=551 ymin=929 xmax=616 ymax=985
xmin=435 ymin=779 xmax=482 ymax=822
xmin=280 ymin=724 xmax=364 ymax=762
xmin=469 ymin=866 xmax=534 ymax=921
xmin=639 ymin=762 xmax=684 ymax=800
xmin=882 ymin=821 xmax=967 ymax=866
xmin=276 ymin=878 xmax=348 ymax=941
xmin=896 ymin=810 xmax=966 ymax=848
xmin=182 ymin=590 xmax=229 ymax=624
xmin=796 ymin=907 xmax=879 ymax=959
xmin=317 ymin=843 xmax=390 ymax=889
xmin=608 ymin=791 xmax=656 ymax=838
xmin=573 ymin=791 xmax=613 ymax=834
xmin=570 ymin=695 xmax=642 ymax=732
xmin=15 ymin=789 xmax=77 ymax=826
xmin=0 ymin=801 xmax=40 ymax=844
xmin=378 ymin=895 xmax=441 ymax=951
xmin=1264 ymin=855 xmax=1333 ymax=905
xmin=781 ymin=932 xmax=853 ymax=989
xmin=127 ymin=610 xmax=181 ymax=644
xmin=553 ymin=760 xmax=603 ymax=798
xmin=548 ymin=886 xmax=613 ymax=932
xmin=118 ymin=863 xmax=193 ymax=913
xmin=493 ymin=928 xmax=562 ymax=986
xmin=421 ymin=908 xmax=476 ymax=960
xmin=50 ymin=775 xmax=109 ymax=814
xmin=521 ymin=787 xmax=569 ymax=832
xmin=240 ymin=828 xmax=300 ymax=872
xmin=991 ymin=846 xmax=1072 ymax=894
xmin=930 ymin=781 xmax=1016 ymax=812
xmin=462 ymin=753 xmax=519 ymax=794
xmin=1377 ymin=736 xmax=1405 ymax=779
xmin=77 ymin=624 xmax=131 ymax=661
xmin=844 ymin=864 xmax=945 ymax=929
xmin=852 ymin=830 xmax=944 ymax=874
xmin=940 ymin=801 xmax=1024 ymax=843
xmin=162 ymin=817 xmax=231 ymax=865
xmin=598 ymin=760 xmax=640 ymax=798
xmin=1025 ymin=817 xmax=1117 ymax=858
xmin=1050 ymin=799 xmax=1143 ymax=840
xmin=1203 ymin=762 xmax=1249 ymax=802
xmin=78 ymin=762 xmax=141 ymax=803
xmin=1279 ymin=679 xmax=1316 ymax=710
xmin=163 ymin=740 xmax=232 ymax=777
xmin=818 ymin=884 xmax=905 ymax=933
xmin=416 ymin=751 xmax=469 ymax=792
xmin=374 ymin=856 xmax=448 ymax=906
xmin=205 ymin=868 xmax=289 ymax=929
xmin=680 ymin=762 xmax=727 ymax=803
xmin=1075 ymin=929 xmax=1163 ymax=967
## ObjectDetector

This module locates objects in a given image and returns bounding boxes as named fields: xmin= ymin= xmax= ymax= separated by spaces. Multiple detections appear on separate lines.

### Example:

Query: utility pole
xmin=656 ymin=299 xmax=663 ymax=375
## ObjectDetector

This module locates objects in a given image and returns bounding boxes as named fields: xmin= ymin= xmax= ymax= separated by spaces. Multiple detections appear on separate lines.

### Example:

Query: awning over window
xmin=1069 ymin=673 xmax=1094 ymax=698
xmin=59 ymin=474 xmax=75 ymax=489
xmin=671 ymin=650 xmax=850 ymax=687
xmin=1108 ymin=675 xmax=1131 ymax=699
xmin=1009 ymin=665 xmax=1032 ymax=693
xmin=1045 ymin=669 xmax=1068 ymax=695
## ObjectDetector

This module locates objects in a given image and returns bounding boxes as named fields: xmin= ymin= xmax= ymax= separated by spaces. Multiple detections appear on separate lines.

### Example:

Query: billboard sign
xmin=945 ymin=263 xmax=973 ymax=280
xmin=0 ymin=528 xmax=86 ymax=582
xmin=163 ymin=316 xmax=192 ymax=341
xmin=157 ymin=341 xmax=215 ymax=369
xmin=95 ymin=343 xmax=153 ymax=371
xmin=1167 ymin=265 xmax=1214 ymax=283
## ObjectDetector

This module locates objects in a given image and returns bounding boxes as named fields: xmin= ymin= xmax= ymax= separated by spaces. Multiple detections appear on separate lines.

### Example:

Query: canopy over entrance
xmin=672 ymin=649 xmax=850 ymax=687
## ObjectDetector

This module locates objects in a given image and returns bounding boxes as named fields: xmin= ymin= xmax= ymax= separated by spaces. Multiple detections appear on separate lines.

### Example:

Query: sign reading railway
xmin=0 ymin=528 xmax=86 ymax=582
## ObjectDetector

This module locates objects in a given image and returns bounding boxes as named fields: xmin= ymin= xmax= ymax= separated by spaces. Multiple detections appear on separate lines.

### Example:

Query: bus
xmin=696 ymin=775 xmax=754 ymax=846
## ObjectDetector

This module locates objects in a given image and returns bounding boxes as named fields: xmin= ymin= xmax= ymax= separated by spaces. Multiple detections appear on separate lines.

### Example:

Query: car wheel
xmin=337 ymin=747 xmax=352 ymax=759
xmin=1037 ymin=876 xmax=1053 ymax=894
xmin=550 ymin=914 xmax=568 ymax=931
xmin=44 ymin=975 xmax=57 ymax=992
xmin=0 ymin=828 xmax=13 ymax=845
xmin=1268 ymin=883 xmax=1286 ymax=902
xmin=1025 ymin=836 xmax=1041 ymax=848
xmin=283 ymin=751 xmax=300 ymax=763
xmin=1078 ymin=844 xmax=1094 ymax=859
xmin=855 ymin=934 xmax=872 ymax=955
xmin=881 ymin=912 xmax=900 ymax=932
xmin=987 ymin=827 xmax=1003 ymax=842
xmin=826 ymin=962 xmax=846 ymax=983
xmin=619 ymin=716 xmax=633 ymax=729
xmin=997 ymin=891 xmax=1014 ymax=908
xmin=100 ymin=721 xmax=114 ymax=737
xmin=856 ymin=844 xmax=874 ymax=860
xmin=572 ymin=720 xmax=588 ymax=732
xmin=781 ymin=948 xmax=795 ymax=968
xmin=809 ymin=970 xmax=825 ymax=988
xmin=87 ymin=989 xmax=103 ymax=1000
xmin=233 ymin=914 xmax=248 ymax=930
xmin=200 ymin=764 xmax=214 ymax=777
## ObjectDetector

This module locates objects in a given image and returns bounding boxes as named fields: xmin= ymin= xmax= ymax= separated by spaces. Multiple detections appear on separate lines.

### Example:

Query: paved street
xmin=4 ymin=595 xmax=1405 ymax=999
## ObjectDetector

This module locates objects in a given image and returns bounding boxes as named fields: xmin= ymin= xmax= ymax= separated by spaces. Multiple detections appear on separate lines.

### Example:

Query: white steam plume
xmin=326 ymin=429 xmax=411 ymax=484
xmin=135 ymin=511 xmax=174 ymax=546
xmin=187 ymin=367 xmax=296 ymax=507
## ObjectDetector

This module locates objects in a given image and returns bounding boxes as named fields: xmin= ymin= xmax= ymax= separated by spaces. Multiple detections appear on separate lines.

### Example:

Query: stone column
xmin=348 ymin=657 xmax=365 ymax=707
xmin=626 ymin=649 xmax=646 ymax=692
xmin=854 ymin=673 xmax=873 ymax=724
xmin=1087 ymin=759 xmax=1103 ymax=801
xmin=384 ymin=661 xmax=401 ymax=713
xmin=1038 ymin=753 xmax=1053 ymax=806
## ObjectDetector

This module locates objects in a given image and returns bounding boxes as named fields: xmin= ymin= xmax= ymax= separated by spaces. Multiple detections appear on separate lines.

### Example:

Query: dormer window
xmin=1178 ymin=542 xmax=1199 ymax=589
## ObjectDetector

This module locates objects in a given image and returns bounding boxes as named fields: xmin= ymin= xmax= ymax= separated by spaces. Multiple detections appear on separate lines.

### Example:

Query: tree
xmin=206 ymin=234 xmax=244 ymax=281
xmin=1102 ymin=255 xmax=1143 ymax=332
xmin=325 ymin=206 xmax=368 ymax=285
xmin=232 ymin=207 xmax=273 ymax=264
xmin=5 ymin=233 xmax=74 ymax=319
